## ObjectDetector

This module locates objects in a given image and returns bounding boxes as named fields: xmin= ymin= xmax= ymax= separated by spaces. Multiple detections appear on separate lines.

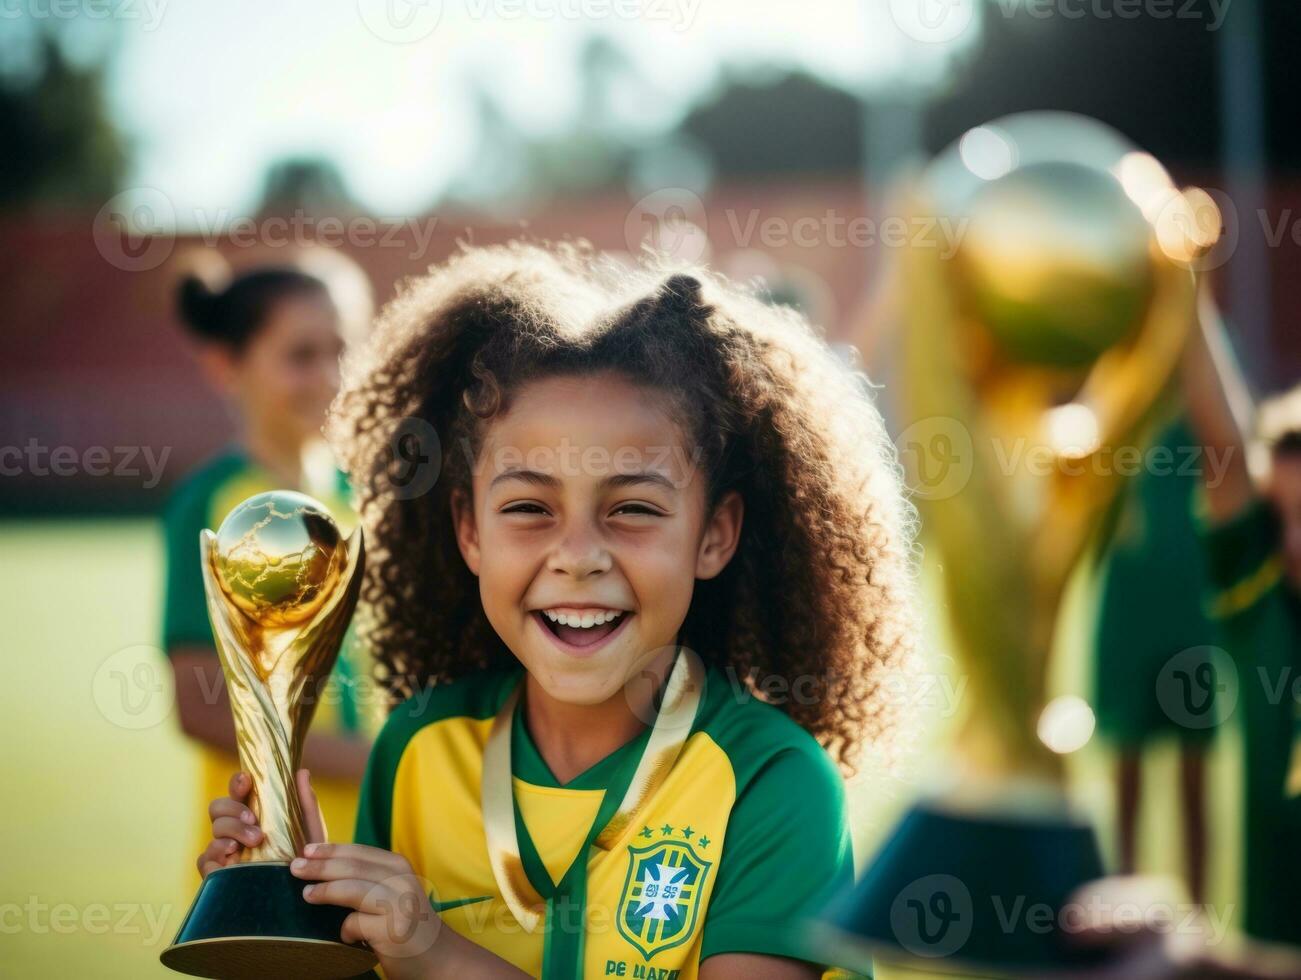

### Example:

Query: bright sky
xmin=90 ymin=0 xmax=973 ymax=220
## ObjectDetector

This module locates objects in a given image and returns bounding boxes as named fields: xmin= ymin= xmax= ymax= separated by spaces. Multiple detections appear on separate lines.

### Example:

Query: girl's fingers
xmin=292 ymin=842 xmax=408 ymax=878
xmin=289 ymin=851 xmax=394 ymax=887
xmin=339 ymin=911 xmax=369 ymax=947
xmin=300 ymin=878 xmax=394 ymax=915
xmin=212 ymin=816 xmax=263 ymax=846
xmin=296 ymin=769 xmax=328 ymax=845
xmin=196 ymin=838 xmax=241 ymax=878
xmin=208 ymin=796 xmax=256 ymax=824
xmin=227 ymin=771 xmax=252 ymax=802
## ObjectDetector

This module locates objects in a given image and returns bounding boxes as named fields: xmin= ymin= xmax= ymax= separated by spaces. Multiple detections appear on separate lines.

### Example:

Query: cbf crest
xmin=617 ymin=839 xmax=712 ymax=959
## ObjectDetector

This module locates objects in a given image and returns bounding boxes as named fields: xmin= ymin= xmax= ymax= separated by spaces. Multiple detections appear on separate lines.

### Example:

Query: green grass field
xmin=0 ymin=519 xmax=1245 ymax=978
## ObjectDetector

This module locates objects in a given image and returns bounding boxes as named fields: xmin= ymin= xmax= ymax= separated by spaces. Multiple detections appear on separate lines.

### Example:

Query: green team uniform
xmin=1196 ymin=494 xmax=1301 ymax=945
xmin=1094 ymin=418 xmax=1221 ymax=744
xmin=354 ymin=660 xmax=855 ymax=978
xmin=161 ymin=443 xmax=377 ymax=857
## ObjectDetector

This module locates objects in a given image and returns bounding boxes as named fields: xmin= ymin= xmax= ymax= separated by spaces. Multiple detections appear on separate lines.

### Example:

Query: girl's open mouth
xmin=531 ymin=609 xmax=632 ymax=657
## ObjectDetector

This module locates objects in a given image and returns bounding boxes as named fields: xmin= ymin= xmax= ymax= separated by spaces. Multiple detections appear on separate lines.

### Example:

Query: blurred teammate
xmin=1182 ymin=283 xmax=1301 ymax=948
xmin=162 ymin=261 xmax=376 ymax=865
xmin=1093 ymin=415 xmax=1218 ymax=900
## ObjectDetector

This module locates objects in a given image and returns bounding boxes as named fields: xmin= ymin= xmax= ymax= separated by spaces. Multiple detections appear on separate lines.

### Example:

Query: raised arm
xmin=1180 ymin=281 xmax=1257 ymax=522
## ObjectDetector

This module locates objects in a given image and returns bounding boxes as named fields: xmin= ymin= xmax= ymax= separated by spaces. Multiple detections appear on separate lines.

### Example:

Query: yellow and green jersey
xmin=1196 ymin=494 xmax=1301 ymax=946
xmin=354 ymin=662 xmax=855 ymax=978
xmin=161 ymin=443 xmax=379 ymax=862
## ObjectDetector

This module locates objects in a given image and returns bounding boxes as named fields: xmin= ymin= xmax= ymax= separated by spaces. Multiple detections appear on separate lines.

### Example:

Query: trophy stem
xmin=232 ymin=679 xmax=308 ymax=864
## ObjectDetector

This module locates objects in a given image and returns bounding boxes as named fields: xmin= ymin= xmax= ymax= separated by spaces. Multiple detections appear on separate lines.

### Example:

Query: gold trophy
xmin=818 ymin=113 xmax=1219 ymax=973
xmin=161 ymin=490 xmax=377 ymax=978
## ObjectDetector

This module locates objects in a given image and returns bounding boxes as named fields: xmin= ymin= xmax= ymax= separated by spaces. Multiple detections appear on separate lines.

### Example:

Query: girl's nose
xmin=547 ymin=526 xmax=612 ymax=579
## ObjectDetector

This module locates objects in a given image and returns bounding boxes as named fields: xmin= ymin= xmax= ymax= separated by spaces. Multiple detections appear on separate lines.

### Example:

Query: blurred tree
xmin=446 ymin=36 xmax=650 ymax=208
xmin=0 ymin=33 xmax=127 ymax=208
xmin=255 ymin=157 xmax=362 ymax=218
xmin=678 ymin=70 xmax=863 ymax=180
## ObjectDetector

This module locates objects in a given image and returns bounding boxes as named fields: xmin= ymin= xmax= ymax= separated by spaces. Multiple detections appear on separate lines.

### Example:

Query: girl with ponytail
xmin=162 ymin=258 xmax=378 ymax=872
xmin=194 ymin=241 xmax=917 ymax=979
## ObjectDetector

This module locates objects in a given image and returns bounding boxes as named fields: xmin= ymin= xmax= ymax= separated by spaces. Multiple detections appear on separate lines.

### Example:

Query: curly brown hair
xmin=325 ymin=240 xmax=917 ymax=767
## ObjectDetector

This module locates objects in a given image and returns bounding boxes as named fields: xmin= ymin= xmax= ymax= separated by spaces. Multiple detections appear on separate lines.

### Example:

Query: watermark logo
xmin=897 ymin=416 xmax=974 ymax=501
xmin=92 ymin=645 xmax=174 ymax=730
xmin=888 ymin=0 xmax=977 ymax=44
xmin=385 ymin=417 xmax=443 ymax=500
xmin=891 ymin=874 xmax=973 ymax=958
xmin=356 ymin=0 xmax=444 ymax=43
xmin=93 ymin=188 xmax=175 ymax=272
xmin=625 ymin=187 xmax=709 ymax=263
xmin=1156 ymin=645 xmax=1237 ymax=730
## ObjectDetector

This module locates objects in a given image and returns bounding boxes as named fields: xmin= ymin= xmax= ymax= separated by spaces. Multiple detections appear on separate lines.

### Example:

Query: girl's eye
xmin=611 ymin=502 xmax=663 ymax=518
xmin=501 ymin=502 xmax=549 ymax=516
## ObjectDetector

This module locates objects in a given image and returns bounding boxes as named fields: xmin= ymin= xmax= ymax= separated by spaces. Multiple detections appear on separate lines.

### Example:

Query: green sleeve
xmin=352 ymin=707 xmax=406 ymax=849
xmin=161 ymin=484 xmax=217 ymax=653
xmin=1193 ymin=492 xmax=1285 ymax=620
xmin=700 ymin=743 xmax=854 ymax=967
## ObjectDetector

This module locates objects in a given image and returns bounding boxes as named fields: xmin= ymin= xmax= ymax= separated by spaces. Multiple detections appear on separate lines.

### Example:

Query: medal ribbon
xmin=481 ymin=646 xmax=706 ymax=977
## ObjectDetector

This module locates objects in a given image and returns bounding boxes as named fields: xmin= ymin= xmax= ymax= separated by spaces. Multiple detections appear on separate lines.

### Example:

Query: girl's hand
xmin=290 ymin=840 xmax=443 ymax=980
xmin=196 ymin=768 xmax=327 ymax=878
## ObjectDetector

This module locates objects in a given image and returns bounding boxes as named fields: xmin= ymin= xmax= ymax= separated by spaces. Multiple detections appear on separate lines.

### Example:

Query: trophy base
xmin=815 ymin=792 xmax=1109 ymax=976
xmin=160 ymin=861 xmax=378 ymax=979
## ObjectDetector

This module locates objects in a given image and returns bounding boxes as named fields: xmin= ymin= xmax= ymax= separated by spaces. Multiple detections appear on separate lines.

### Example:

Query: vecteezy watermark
xmin=896 ymin=416 xmax=975 ymax=502
xmin=990 ymin=438 xmax=1239 ymax=485
xmin=720 ymin=664 xmax=968 ymax=719
xmin=623 ymin=187 xmax=969 ymax=261
xmin=0 ymin=0 xmax=169 ymax=30
xmin=1155 ymin=646 xmax=1237 ymax=731
xmin=991 ymin=0 xmax=1233 ymax=32
xmin=156 ymin=658 xmax=390 ymax=714
xmin=625 ymin=187 xmax=711 ymax=263
xmin=93 ymin=189 xmax=444 ymax=272
xmin=895 ymin=418 xmax=1242 ymax=503
xmin=721 ymin=209 xmax=968 ymax=259
xmin=891 ymin=874 xmax=974 ymax=958
xmin=356 ymin=0 xmax=700 ymax=43
xmin=1157 ymin=646 xmax=1301 ymax=731
xmin=1 ymin=440 xmax=172 ymax=489
xmin=887 ymin=0 xmax=978 ymax=45
xmin=0 ymin=897 xmax=173 ymax=946
xmin=887 ymin=0 xmax=1234 ymax=44
xmin=356 ymin=0 xmax=444 ymax=43
xmin=93 ymin=188 xmax=177 ymax=273
xmin=888 ymin=874 xmax=1236 ymax=959
xmin=190 ymin=210 xmax=440 ymax=259
xmin=465 ymin=437 xmax=707 ymax=492
xmin=92 ymin=645 xmax=175 ymax=730
xmin=382 ymin=416 xmax=443 ymax=501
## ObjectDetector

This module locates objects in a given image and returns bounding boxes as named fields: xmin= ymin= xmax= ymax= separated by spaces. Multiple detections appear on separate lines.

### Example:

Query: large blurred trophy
xmin=161 ymin=490 xmax=376 ymax=979
xmin=818 ymin=113 xmax=1220 ymax=973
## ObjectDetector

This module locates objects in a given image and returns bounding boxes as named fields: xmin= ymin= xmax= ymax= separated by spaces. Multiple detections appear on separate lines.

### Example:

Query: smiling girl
xmin=196 ymin=243 xmax=917 ymax=979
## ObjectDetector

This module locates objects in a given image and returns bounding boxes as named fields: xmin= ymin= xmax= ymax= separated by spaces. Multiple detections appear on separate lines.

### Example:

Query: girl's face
xmin=205 ymin=291 xmax=344 ymax=446
xmin=452 ymin=371 xmax=743 ymax=707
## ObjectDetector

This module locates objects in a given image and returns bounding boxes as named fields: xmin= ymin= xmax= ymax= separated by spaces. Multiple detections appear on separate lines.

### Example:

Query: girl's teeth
xmin=543 ymin=610 xmax=622 ymax=628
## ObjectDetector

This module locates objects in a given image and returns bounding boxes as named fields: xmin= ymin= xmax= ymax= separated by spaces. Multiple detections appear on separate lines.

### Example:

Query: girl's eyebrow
xmin=489 ymin=468 xmax=678 ymax=492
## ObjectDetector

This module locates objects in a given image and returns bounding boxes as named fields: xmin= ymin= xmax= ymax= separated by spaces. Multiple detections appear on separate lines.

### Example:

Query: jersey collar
xmin=481 ymin=646 xmax=706 ymax=934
